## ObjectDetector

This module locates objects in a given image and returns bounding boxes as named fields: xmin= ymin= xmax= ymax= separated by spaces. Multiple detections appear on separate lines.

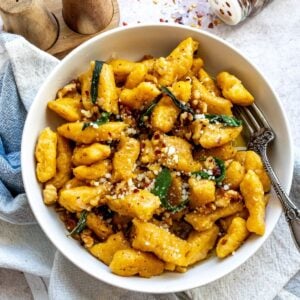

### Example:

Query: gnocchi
xmin=35 ymin=37 xmax=271 ymax=278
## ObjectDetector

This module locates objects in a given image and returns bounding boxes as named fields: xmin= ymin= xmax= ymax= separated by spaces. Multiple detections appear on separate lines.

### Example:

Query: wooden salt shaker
xmin=0 ymin=0 xmax=58 ymax=50
xmin=62 ymin=0 xmax=114 ymax=34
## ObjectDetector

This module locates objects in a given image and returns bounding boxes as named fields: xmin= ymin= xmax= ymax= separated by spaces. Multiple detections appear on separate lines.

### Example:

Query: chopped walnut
xmin=204 ymin=156 xmax=216 ymax=170
xmin=57 ymin=83 xmax=77 ymax=98
xmin=80 ymin=229 xmax=94 ymax=248
xmin=215 ymin=190 xmax=242 ymax=208
xmin=43 ymin=184 xmax=58 ymax=205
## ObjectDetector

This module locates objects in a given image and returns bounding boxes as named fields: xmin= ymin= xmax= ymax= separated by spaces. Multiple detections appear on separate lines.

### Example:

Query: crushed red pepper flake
xmin=125 ymin=0 xmax=223 ymax=29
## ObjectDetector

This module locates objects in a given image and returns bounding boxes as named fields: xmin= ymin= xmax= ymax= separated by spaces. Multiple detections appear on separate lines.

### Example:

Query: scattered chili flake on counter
xmin=124 ymin=0 xmax=223 ymax=29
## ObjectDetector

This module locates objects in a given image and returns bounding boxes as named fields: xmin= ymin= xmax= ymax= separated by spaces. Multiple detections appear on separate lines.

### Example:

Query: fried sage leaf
xmin=138 ymin=95 xmax=161 ymax=127
xmin=152 ymin=168 xmax=188 ymax=212
xmin=91 ymin=60 xmax=104 ymax=104
xmin=82 ymin=111 xmax=111 ymax=130
xmin=68 ymin=210 xmax=88 ymax=236
xmin=205 ymin=114 xmax=242 ymax=127
xmin=161 ymin=86 xmax=195 ymax=115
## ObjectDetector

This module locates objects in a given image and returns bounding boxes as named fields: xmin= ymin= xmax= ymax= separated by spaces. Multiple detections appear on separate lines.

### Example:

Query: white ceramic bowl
xmin=21 ymin=24 xmax=294 ymax=293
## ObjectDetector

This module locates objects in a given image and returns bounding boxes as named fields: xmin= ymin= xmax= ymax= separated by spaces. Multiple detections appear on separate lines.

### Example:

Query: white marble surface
xmin=0 ymin=0 xmax=299 ymax=299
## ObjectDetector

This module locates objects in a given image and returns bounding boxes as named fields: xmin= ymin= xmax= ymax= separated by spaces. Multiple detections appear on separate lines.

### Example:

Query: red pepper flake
xmin=122 ymin=22 xmax=128 ymax=26
xmin=66 ymin=219 xmax=76 ymax=231
xmin=159 ymin=18 xmax=165 ymax=22
xmin=174 ymin=17 xmax=183 ymax=24
xmin=153 ymin=133 xmax=160 ymax=140
xmin=208 ymin=22 xmax=214 ymax=29
xmin=155 ymin=149 xmax=162 ymax=155
xmin=221 ymin=238 xmax=227 ymax=245
xmin=144 ymin=182 xmax=150 ymax=188
xmin=196 ymin=11 xmax=204 ymax=18
xmin=213 ymin=166 xmax=221 ymax=177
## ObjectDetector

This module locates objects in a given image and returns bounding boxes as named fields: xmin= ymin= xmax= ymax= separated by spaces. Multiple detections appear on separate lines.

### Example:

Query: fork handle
xmin=259 ymin=147 xmax=300 ymax=251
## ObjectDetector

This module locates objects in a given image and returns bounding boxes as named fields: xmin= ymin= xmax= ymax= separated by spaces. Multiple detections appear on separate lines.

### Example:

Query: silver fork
xmin=234 ymin=104 xmax=300 ymax=251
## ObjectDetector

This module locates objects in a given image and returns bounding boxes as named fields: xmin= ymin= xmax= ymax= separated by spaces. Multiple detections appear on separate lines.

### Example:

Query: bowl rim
xmin=21 ymin=23 xmax=294 ymax=293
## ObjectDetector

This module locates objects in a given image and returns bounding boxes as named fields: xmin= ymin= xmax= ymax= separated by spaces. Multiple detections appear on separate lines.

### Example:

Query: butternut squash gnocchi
xmin=35 ymin=37 xmax=271 ymax=278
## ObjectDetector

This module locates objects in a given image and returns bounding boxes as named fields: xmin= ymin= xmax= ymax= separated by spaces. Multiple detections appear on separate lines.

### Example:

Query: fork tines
xmin=233 ymin=104 xmax=272 ymax=134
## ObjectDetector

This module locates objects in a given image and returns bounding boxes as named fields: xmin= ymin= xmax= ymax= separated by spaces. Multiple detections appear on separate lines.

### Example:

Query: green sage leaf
xmin=205 ymin=114 xmax=242 ymax=127
xmin=138 ymin=96 xmax=161 ymax=127
xmin=161 ymin=86 xmax=194 ymax=115
xmin=91 ymin=60 xmax=104 ymax=104
xmin=82 ymin=111 xmax=111 ymax=130
xmin=68 ymin=210 xmax=87 ymax=236
xmin=152 ymin=168 xmax=188 ymax=213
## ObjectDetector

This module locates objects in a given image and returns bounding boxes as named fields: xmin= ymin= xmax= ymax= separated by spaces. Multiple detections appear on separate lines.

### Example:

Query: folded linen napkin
xmin=0 ymin=32 xmax=299 ymax=300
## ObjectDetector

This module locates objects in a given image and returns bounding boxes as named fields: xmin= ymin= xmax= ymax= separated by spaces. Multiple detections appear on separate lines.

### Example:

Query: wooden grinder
xmin=62 ymin=0 xmax=114 ymax=34
xmin=0 ymin=0 xmax=58 ymax=50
